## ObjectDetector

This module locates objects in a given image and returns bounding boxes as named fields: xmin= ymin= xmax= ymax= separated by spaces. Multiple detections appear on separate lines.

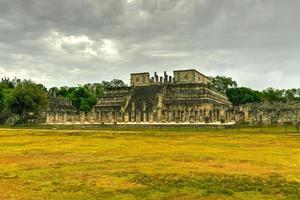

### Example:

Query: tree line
xmin=209 ymin=76 xmax=300 ymax=106
xmin=0 ymin=75 xmax=299 ymax=124
xmin=0 ymin=78 xmax=127 ymax=124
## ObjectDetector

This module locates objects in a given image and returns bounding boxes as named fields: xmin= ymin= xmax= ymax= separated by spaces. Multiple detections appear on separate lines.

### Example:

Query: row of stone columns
xmin=246 ymin=110 xmax=300 ymax=125
xmin=160 ymin=108 xmax=223 ymax=123
xmin=46 ymin=108 xmax=234 ymax=124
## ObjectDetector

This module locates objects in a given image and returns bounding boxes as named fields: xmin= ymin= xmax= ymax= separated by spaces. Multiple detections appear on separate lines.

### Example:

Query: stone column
xmin=178 ymin=110 xmax=182 ymax=122
xmin=46 ymin=114 xmax=51 ymax=123
xmin=182 ymin=110 xmax=185 ymax=122
xmin=54 ymin=113 xmax=59 ymax=123
xmin=205 ymin=110 xmax=211 ymax=123
xmin=187 ymin=109 xmax=191 ymax=122
xmin=196 ymin=109 xmax=200 ymax=122
xmin=220 ymin=109 xmax=225 ymax=123
xmin=90 ymin=112 xmax=96 ymax=123
xmin=149 ymin=111 xmax=154 ymax=123
xmin=71 ymin=113 xmax=75 ymax=124
xmin=113 ymin=111 xmax=117 ymax=123
xmin=157 ymin=109 xmax=162 ymax=122
xmin=63 ymin=113 xmax=67 ymax=123
xmin=107 ymin=111 xmax=112 ymax=123
xmin=190 ymin=110 xmax=195 ymax=123
xmin=79 ymin=112 xmax=85 ymax=124
xmin=131 ymin=110 xmax=135 ymax=122
xmin=166 ymin=111 xmax=170 ymax=122
xmin=244 ymin=111 xmax=249 ymax=122
xmin=97 ymin=111 xmax=102 ymax=123
xmin=143 ymin=111 xmax=147 ymax=122
xmin=169 ymin=111 xmax=173 ymax=122
xmin=117 ymin=112 xmax=123 ymax=123
xmin=136 ymin=110 xmax=141 ymax=123
xmin=124 ymin=112 xmax=129 ymax=123
xmin=199 ymin=109 xmax=203 ymax=122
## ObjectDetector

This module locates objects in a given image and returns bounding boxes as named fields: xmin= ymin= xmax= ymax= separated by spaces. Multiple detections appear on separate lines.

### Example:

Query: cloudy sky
xmin=0 ymin=0 xmax=299 ymax=89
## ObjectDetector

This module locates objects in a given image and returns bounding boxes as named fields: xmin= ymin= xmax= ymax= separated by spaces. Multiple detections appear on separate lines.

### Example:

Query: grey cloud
xmin=0 ymin=0 xmax=300 ymax=89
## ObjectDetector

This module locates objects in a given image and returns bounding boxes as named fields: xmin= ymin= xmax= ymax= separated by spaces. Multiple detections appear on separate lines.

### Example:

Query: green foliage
xmin=48 ymin=79 xmax=127 ymax=112
xmin=209 ymin=76 xmax=238 ymax=93
xmin=102 ymin=79 xmax=128 ymax=88
xmin=8 ymin=80 xmax=48 ymax=121
xmin=226 ymin=87 xmax=261 ymax=106
xmin=209 ymin=75 xmax=300 ymax=105
xmin=0 ymin=88 xmax=4 ymax=111
xmin=69 ymin=87 xmax=97 ymax=112
xmin=261 ymin=88 xmax=285 ymax=102
xmin=49 ymin=84 xmax=101 ymax=112
xmin=131 ymin=173 xmax=300 ymax=199
xmin=0 ymin=77 xmax=20 ymax=89
xmin=260 ymin=87 xmax=300 ymax=102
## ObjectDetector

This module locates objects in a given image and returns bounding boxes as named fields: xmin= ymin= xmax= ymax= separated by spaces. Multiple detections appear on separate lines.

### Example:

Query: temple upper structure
xmin=130 ymin=69 xmax=211 ymax=87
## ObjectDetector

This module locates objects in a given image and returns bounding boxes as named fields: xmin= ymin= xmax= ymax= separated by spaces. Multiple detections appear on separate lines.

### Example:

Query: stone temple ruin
xmin=93 ymin=69 xmax=233 ymax=123
xmin=46 ymin=69 xmax=300 ymax=126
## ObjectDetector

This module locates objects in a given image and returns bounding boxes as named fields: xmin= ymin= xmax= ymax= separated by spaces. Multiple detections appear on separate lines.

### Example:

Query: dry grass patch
xmin=0 ymin=128 xmax=300 ymax=199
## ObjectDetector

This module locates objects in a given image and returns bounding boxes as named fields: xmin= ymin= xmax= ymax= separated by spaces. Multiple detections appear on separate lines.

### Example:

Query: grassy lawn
xmin=0 ymin=128 xmax=300 ymax=199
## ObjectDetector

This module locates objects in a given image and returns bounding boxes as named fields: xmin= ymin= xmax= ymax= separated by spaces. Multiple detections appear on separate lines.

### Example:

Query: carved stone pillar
xmin=79 ymin=112 xmax=85 ymax=124
xmin=54 ymin=113 xmax=59 ymax=123
xmin=157 ymin=109 xmax=162 ymax=122
xmin=167 ymin=110 xmax=170 ymax=122
xmin=212 ymin=109 xmax=216 ymax=122
xmin=46 ymin=114 xmax=51 ymax=123
xmin=136 ymin=110 xmax=141 ymax=123
xmin=182 ymin=110 xmax=185 ymax=122
xmin=187 ymin=108 xmax=192 ymax=122
xmin=124 ymin=112 xmax=129 ymax=123
xmin=71 ymin=114 xmax=75 ymax=124
xmin=131 ymin=108 xmax=135 ymax=122
xmin=97 ymin=111 xmax=102 ymax=123
xmin=143 ymin=112 xmax=147 ymax=122
xmin=89 ymin=112 xmax=96 ymax=123
xmin=149 ymin=111 xmax=154 ymax=123
xmin=63 ymin=113 xmax=67 ymax=123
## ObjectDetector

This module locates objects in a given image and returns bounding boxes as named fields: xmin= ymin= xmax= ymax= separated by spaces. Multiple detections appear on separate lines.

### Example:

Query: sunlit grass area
xmin=0 ymin=128 xmax=300 ymax=199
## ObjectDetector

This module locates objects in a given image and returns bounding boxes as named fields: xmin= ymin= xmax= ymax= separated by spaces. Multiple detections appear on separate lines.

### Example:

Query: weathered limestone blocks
xmin=238 ymin=102 xmax=300 ymax=125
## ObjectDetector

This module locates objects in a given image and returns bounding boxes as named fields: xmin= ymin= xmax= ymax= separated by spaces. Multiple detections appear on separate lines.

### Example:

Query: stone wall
xmin=46 ymin=96 xmax=77 ymax=124
xmin=46 ymin=101 xmax=300 ymax=126
xmin=174 ymin=69 xmax=210 ymax=85
xmin=238 ymin=102 xmax=300 ymax=125
xmin=130 ymin=73 xmax=151 ymax=87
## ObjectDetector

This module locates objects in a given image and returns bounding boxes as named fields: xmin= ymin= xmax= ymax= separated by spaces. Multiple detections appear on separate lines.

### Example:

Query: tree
xmin=226 ymin=87 xmax=261 ymax=106
xmin=285 ymin=88 xmax=298 ymax=101
xmin=110 ymin=79 xmax=127 ymax=87
xmin=69 ymin=87 xmax=97 ymax=112
xmin=8 ymin=80 xmax=48 ymax=121
xmin=102 ymin=79 xmax=128 ymax=88
xmin=0 ymin=88 xmax=4 ymax=111
xmin=95 ymin=84 xmax=104 ymax=97
xmin=0 ymin=77 xmax=19 ymax=89
xmin=209 ymin=76 xmax=237 ymax=93
xmin=261 ymin=88 xmax=285 ymax=102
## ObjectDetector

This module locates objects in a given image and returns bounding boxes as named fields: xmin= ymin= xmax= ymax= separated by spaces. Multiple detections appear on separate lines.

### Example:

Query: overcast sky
xmin=0 ymin=0 xmax=299 ymax=89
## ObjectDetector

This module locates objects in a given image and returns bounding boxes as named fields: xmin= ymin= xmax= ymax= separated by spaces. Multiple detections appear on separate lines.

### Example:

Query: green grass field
xmin=0 ymin=128 xmax=300 ymax=200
